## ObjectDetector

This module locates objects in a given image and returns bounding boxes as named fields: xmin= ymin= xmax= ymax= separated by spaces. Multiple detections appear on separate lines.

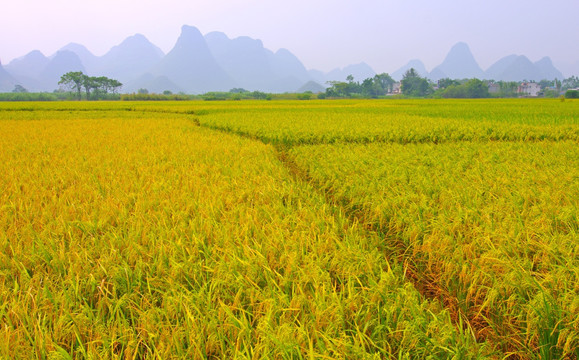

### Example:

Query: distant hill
xmin=297 ymin=81 xmax=326 ymax=93
xmin=534 ymin=57 xmax=563 ymax=80
xmin=483 ymin=54 xmax=563 ymax=81
xmin=484 ymin=55 xmax=519 ymax=80
xmin=151 ymin=25 xmax=235 ymax=93
xmin=429 ymin=42 xmax=484 ymax=81
xmin=5 ymin=50 xmax=49 ymax=78
xmin=2 ymin=31 xmax=571 ymax=93
xmin=268 ymin=48 xmax=311 ymax=92
xmin=38 ymin=51 xmax=85 ymax=91
xmin=96 ymin=34 xmax=165 ymax=84
xmin=59 ymin=43 xmax=99 ymax=73
xmin=205 ymin=32 xmax=274 ymax=91
xmin=0 ymin=60 xmax=17 ymax=92
xmin=392 ymin=59 xmax=428 ymax=81
xmin=325 ymin=62 xmax=376 ymax=82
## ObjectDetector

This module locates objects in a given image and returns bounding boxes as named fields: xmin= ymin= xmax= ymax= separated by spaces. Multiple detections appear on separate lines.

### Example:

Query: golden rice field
xmin=0 ymin=99 xmax=577 ymax=359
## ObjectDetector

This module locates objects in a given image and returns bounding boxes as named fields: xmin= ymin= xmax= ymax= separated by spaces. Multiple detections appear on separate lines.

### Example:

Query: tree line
xmin=59 ymin=72 xmax=122 ymax=100
xmin=322 ymin=69 xmax=579 ymax=99
xmin=320 ymin=73 xmax=396 ymax=98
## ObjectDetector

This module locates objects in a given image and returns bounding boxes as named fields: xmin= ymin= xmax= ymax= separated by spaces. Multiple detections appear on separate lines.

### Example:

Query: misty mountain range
xmin=0 ymin=26 xmax=573 ymax=93
xmin=394 ymin=42 xmax=564 ymax=83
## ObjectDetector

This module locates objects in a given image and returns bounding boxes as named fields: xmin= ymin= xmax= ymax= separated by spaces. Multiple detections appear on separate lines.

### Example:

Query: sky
xmin=2 ymin=0 xmax=579 ymax=74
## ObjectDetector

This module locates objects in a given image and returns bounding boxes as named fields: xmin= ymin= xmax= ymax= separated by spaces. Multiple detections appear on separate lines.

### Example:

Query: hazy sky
xmin=2 ymin=0 xmax=578 ymax=73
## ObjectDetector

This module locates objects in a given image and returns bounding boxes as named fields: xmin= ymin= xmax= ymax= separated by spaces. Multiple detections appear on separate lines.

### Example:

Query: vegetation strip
xmin=191 ymin=99 xmax=578 ymax=357
xmin=0 ymin=104 xmax=487 ymax=358
xmin=1 ymin=99 xmax=577 ymax=358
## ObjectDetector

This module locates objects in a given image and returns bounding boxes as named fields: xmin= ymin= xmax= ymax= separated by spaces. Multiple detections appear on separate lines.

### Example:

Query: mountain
xmin=152 ymin=25 xmax=235 ymax=93
xmin=5 ymin=50 xmax=49 ymax=78
xmin=429 ymin=42 xmax=484 ymax=80
xmin=205 ymin=32 xmax=275 ymax=91
xmin=4 ymin=29 xmax=572 ymax=94
xmin=267 ymin=48 xmax=311 ymax=92
xmin=307 ymin=69 xmax=326 ymax=85
xmin=484 ymin=55 xmax=518 ymax=80
xmin=59 ymin=43 xmax=99 ymax=73
xmin=0 ymin=60 xmax=18 ymax=92
xmin=483 ymin=55 xmax=560 ymax=81
xmin=534 ymin=57 xmax=563 ymax=80
xmin=96 ymin=34 xmax=164 ymax=83
xmin=325 ymin=62 xmax=376 ymax=82
xmin=38 ymin=51 xmax=85 ymax=91
xmin=391 ymin=59 xmax=428 ymax=81
xmin=297 ymin=80 xmax=326 ymax=93
xmin=494 ymin=56 xmax=536 ymax=81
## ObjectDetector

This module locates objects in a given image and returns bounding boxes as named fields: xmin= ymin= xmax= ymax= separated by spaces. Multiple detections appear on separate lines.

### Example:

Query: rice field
xmin=0 ymin=99 xmax=577 ymax=359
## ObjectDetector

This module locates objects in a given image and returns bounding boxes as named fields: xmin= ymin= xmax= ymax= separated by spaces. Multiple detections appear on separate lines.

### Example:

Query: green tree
xmin=58 ymin=71 xmax=85 ymax=100
xmin=401 ymin=68 xmax=432 ymax=97
xmin=437 ymin=78 xmax=460 ymax=90
xmin=108 ymin=79 xmax=123 ymax=95
xmin=562 ymin=76 xmax=579 ymax=90
xmin=374 ymin=73 xmax=395 ymax=94
xmin=464 ymin=79 xmax=490 ymax=98
xmin=81 ymin=75 xmax=98 ymax=100
xmin=12 ymin=85 xmax=28 ymax=93
xmin=360 ymin=73 xmax=395 ymax=97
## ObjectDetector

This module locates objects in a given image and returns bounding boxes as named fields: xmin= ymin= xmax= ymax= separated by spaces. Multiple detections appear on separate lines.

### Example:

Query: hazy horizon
xmin=2 ymin=0 xmax=579 ymax=74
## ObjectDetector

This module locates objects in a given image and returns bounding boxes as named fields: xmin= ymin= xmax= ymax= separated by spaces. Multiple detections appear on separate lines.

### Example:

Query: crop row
xmin=195 ymin=99 xmax=579 ymax=145
xmin=290 ymin=141 xmax=579 ymax=357
xmin=0 ymin=109 xmax=485 ymax=358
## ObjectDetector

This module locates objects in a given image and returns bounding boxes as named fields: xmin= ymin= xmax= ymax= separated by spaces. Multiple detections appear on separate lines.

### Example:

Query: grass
xmin=0 ymin=98 xmax=578 ymax=358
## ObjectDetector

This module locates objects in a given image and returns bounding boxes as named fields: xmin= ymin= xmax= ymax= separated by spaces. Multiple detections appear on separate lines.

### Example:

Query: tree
xmin=325 ymin=81 xmax=350 ymax=97
xmin=401 ymin=68 xmax=432 ymax=97
xmin=138 ymin=88 xmax=149 ymax=95
xmin=437 ymin=78 xmax=460 ymax=90
xmin=360 ymin=73 xmax=395 ymax=97
xmin=59 ymin=71 xmax=122 ymax=100
xmin=229 ymin=88 xmax=249 ymax=93
xmin=108 ymin=79 xmax=122 ymax=95
xmin=496 ymin=81 xmax=519 ymax=97
xmin=12 ymin=85 xmax=28 ymax=93
xmin=374 ymin=73 xmax=395 ymax=94
xmin=464 ymin=79 xmax=489 ymax=98
xmin=81 ymin=75 xmax=99 ymax=100
xmin=59 ymin=71 xmax=84 ymax=100
xmin=562 ymin=76 xmax=579 ymax=90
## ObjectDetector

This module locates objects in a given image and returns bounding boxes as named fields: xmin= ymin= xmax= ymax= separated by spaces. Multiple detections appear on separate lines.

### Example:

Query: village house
xmin=517 ymin=82 xmax=541 ymax=97
xmin=390 ymin=82 xmax=402 ymax=95
xmin=488 ymin=82 xmax=500 ymax=94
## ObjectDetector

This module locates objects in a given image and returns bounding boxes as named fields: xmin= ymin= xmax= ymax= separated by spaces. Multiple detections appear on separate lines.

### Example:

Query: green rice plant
xmin=290 ymin=141 xmax=579 ymax=357
xmin=0 ymin=103 xmax=487 ymax=359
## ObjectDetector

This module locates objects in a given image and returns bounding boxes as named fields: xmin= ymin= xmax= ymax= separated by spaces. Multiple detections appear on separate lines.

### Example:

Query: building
xmin=390 ymin=82 xmax=402 ymax=95
xmin=488 ymin=82 xmax=500 ymax=94
xmin=517 ymin=82 xmax=541 ymax=97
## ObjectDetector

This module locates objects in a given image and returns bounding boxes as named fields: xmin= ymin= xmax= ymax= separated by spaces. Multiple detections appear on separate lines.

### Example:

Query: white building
xmin=517 ymin=82 xmax=541 ymax=97
xmin=390 ymin=82 xmax=402 ymax=95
